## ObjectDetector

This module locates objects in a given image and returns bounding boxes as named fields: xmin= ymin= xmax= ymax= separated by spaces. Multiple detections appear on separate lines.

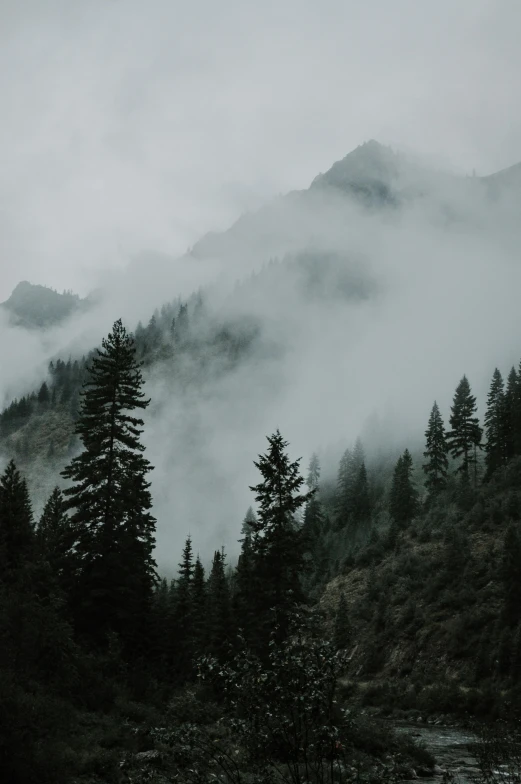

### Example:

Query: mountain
xmin=0 ymin=281 xmax=90 ymax=328
xmin=184 ymin=139 xmax=520 ymax=273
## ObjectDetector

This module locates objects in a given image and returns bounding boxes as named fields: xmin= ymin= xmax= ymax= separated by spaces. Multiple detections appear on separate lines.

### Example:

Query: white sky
xmin=1 ymin=0 xmax=520 ymax=299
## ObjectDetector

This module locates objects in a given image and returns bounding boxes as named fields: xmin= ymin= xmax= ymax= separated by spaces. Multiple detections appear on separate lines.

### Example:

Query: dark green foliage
xmin=206 ymin=548 xmax=232 ymax=662
xmin=335 ymin=439 xmax=371 ymax=535
xmin=172 ymin=535 xmax=195 ymax=679
xmin=61 ymin=319 xmax=157 ymax=650
xmin=0 ymin=460 xmax=34 ymax=579
xmin=504 ymin=367 xmax=519 ymax=461
xmin=484 ymin=369 xmax=507 ymax=480
xmin=302 ymin=454 xmax=329 ymax=592
xmin=36 ymin=487 xmax=74 ymax=582
xmin=389 ymin=449 xmax=418 ymax=527
xmin=38 ymin=381 xmax=50 ymax=404
xmin=192 ymin=555 xmax=207 ymax=657
xmin=232 ymin=515 xmax=257 ymax=646
xmin=333 ymin=592 xmax=351 ymax=651
xmin=423 ymin=401 xmax=448 ymax=495
xmin=447 ymin=375 xmax=483 ymax=484
xmin=248 ymin=430 xmax=313 ymax=652
xmin=501 ymin=524 xmax=521 ymax=626
xmin=198 ymin=608 xmax=351 ymax=783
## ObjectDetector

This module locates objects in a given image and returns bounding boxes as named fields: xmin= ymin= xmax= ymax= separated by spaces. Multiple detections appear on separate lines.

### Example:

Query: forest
xmin=2 ymin=300 xmax=521 ymax=784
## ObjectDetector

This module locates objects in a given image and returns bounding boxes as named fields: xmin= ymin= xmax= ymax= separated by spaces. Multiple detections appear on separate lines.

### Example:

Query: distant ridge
xmin=0 ymin=281 xmax=89 ymax=329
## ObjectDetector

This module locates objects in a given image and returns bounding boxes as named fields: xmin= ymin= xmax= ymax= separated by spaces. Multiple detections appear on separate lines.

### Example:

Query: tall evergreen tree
xmin=232 ymin=511 xmax=257 ymax=646
xmin=389 ymin=449 xmax=418 ymax=527
xmin=303 ymin=454 xmax=324 ymax=544
xmin=0 ymin=460 xmax=34 ymax=579
xmin=36 ymin=487 xmax=75 ymax=585
xmin=423 ymin=401 xmax=449 ymax=496
xmin=61 ymin=319 xmax=157 ymax=649
xmin=484 ymin=368 xmax=507 ymax=480
xmin=172 ymin=535 xmax=195 ymax=678
xmin=206 ymin=548 xmax=232 ymax=662
xmin=446 ymin=375 xmax=483 ymax=484
xmin=192 ymin=555 xmax=207 ymax=658
xmin=249 ymin=430 xmax=313 ymax=652
xmin=503 ymin=367 xmax=518 ymax=461
xmin=306 ymin=452 xmax=321 ymax=492
xmin=335 ymin=439 xmax=368 ymax=532
xmin=351 ymin=461 xmax=371 ymax=531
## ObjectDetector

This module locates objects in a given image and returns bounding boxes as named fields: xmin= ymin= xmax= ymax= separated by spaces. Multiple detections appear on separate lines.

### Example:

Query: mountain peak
xmin=1 ymin=281 xmax=86 ymax=329
xmin=309 ymin=140 xmax=400 ymax=205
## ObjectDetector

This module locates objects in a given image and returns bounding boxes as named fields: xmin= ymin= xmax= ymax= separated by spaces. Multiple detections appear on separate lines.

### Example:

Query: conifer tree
xmin=335 ymin=448 xmax=353 ymax=526
xmin=150 ymin=577 xmax=170 ymax=669
xmin=38 ymin=381 xmax=50 ymax=404
xmin=333 ymin=592 xmax=351 ymax=651
xmin=249 ymin=430 xmax=313 ymax=651
xmin=61 ymin=319 xmax=157 ymax=649
xmin=306 ymin=452 xmax=321 ymax=492
xmin=303 ymin=455 xmax=324 ymax=542
xmin=206 ymin=548 xmax=232 ymax=662
xmin=389 ymin=449 xmax=418 ymax=527
xmin=176 ymin=304 xmax=189 ymax=343
xmin=172 ymin=535 xmax=195 ymax=677
xmin=423 ymin=401 xmax=449 ymax=496
xmin=36 ymin=487 xmax=75 ymax=584
xmin=446 ymin=375 xmax=483 ymax=484
xmin=233 ymin=512 xmax=257 ymax=646
xmin=504 ymin=366 xmax=520 ymax=461
xmin=192 ymin=555 xmax=207 ymax=658
xmin=351 ymin=461 xmax=371 ymax=531
xmin=0 ymin=460 xmax=34 ymax=579
xmin=242 ymin=506 xmax=257 ymax=538
xmin=335 ymin=440 xmax=368 ymax=532
xmin=484 ymin=368 xmax=507 ymax=480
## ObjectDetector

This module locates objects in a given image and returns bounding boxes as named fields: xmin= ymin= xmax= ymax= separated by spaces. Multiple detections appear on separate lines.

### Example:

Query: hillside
xmin=0 ymin=281 xmax=89 ymax=328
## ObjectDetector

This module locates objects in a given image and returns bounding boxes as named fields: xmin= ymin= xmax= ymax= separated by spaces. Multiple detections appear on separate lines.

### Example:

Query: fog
xmin=1 ymin=1 xmax=521 ymax=570
xmin=1 ymin=0 xmax=521 ymax=297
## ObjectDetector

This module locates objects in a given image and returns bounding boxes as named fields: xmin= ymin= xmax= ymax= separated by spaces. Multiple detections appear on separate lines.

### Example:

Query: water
xmin=395 ymin=721 xmax=481 ymax=782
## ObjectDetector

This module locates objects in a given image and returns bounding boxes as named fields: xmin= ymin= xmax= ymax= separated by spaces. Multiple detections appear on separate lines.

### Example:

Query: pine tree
xmin=192 ymin=555 xmax=207 ymax=658
xmin=172 ymin=535 xmax=195 ymax=678
xmin=232 ymin=512 xmax=257 ymax=646
xmin=36 ymin=487 xmax=75 ymax=584
xmin=484 ymin=369 xmax=506 ymax=480
xmin=37 ymin=381 xmax=50 ymax=404
xmin=504 ymin=366 xmax=521 ymax=461
xmin=389 ymin=449 xmax=418 ymax=527
xmin=333 ymin=592 xmax=351 ymax=651
xmin=61 ymin=319 xmax=157 ymax=649
xmin=446 ymin=376 xmax=483 ymax=484
xmin=176 ymin=304 xmax=189 ymax=343
xmin=351 ymin=461 xmax=371 ymax=531
xmin=335 ymin=448 xmax=353 ymax=526
xmin=242 ymin=506 xmax=257 ymax=538
xmin=335 ymin=440 xmax=368 ymax=533
xmin=249 ymin=430 xmax=313 ymax=652
xmin=423 ymin=401 xmax=449 ymax=496
xmin=0 ymin=460 xmax=34 ymax=579
xmin=206 ymin=548 xmax=232 ymax=662
xmin=303 ymin=455 xmax=324 ymax=547
xmin=306 ymin=452 xmax=321 ymax=492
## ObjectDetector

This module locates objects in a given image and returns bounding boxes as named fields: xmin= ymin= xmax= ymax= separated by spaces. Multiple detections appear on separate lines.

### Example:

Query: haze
xmin=1 ymin=0 xmax=521 ymax=570
xmin=1 ymin=0 xmax=520 ymax=297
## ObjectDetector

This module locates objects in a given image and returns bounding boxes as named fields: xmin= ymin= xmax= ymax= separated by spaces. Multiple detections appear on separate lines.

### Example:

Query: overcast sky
xmin=1 ymin=0 xmax=520 ymax=300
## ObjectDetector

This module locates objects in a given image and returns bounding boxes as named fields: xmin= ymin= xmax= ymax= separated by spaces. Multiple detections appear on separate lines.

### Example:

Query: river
xmin=395 ymin=721 xmax=481 ymax=782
